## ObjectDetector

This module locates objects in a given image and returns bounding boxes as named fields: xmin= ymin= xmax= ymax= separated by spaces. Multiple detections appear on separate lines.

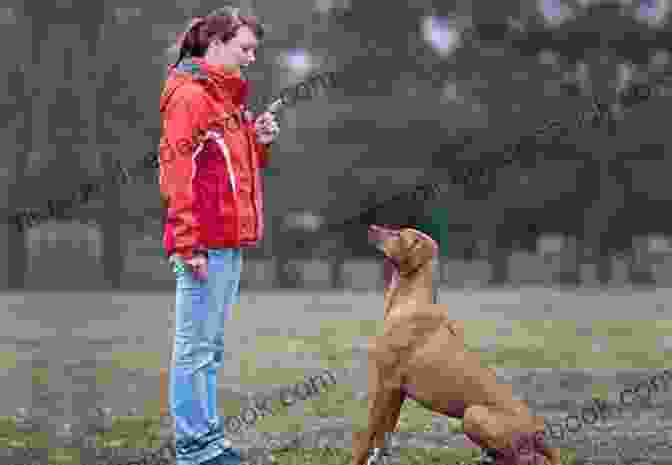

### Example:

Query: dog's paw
xmin=365 ymin=447 xmax=396 ymax=465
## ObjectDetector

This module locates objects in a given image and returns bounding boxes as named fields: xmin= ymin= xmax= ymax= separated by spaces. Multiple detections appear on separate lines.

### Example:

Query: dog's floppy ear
xmin=398 ymin=230 xmax=435 ymax=276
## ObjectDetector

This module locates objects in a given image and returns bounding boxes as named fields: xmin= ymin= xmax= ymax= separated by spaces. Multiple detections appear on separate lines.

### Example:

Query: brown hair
xmin=174 ymin=6 xmax=265 ymax=66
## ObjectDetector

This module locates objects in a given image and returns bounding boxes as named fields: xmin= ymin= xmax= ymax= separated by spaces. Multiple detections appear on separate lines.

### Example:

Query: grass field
xmin=1 ymin=318 xmax=670 ymax=464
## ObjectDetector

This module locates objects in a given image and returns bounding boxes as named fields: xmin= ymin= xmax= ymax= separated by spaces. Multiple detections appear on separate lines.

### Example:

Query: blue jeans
xmin=170 ymin=248 xmax=242 ymax=465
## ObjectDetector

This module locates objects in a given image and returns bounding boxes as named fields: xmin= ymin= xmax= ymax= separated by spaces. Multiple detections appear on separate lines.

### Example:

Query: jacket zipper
xmin=246 ymin=121 xmax=259 ymax=240
xmin=195 ymin=130 xmax=241 ymax=245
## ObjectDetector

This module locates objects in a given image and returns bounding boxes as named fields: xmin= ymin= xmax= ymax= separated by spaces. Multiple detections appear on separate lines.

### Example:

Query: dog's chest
xmin=402 ymin=381 xmax=440 ymax=407
xmin=401 ymin=382 xmax=467 ymax=418
xmin=402 ymin=385 xmax=433 ymax=410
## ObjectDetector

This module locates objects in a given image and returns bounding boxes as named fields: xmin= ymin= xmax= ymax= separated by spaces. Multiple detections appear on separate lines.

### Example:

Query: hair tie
xmin=230 ymin=8 xmax=242 ymax=27
xmin=191 ymin=17 xmax=207 ymax=27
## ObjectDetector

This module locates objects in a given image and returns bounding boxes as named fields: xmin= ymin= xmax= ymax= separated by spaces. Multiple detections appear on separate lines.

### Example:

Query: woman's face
xmin=206 ymin=25 xmax=259 ymax=70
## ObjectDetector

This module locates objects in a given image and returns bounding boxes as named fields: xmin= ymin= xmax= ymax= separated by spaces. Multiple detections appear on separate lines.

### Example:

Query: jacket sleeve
xmin=161 ymin=90 xmax=210 ymax=260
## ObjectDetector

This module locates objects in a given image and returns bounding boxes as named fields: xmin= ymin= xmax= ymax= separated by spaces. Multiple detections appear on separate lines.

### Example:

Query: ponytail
xmin=174 ymin=17 xmax=206 ymax=68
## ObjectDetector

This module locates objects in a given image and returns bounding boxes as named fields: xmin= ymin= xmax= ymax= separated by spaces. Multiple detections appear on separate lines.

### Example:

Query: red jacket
xmin=159 ymin=57 xmax=271 ymax=260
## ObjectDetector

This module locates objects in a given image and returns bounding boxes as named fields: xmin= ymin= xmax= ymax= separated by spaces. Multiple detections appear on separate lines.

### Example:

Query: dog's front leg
xmin=352 ymin=348 xmax=402 ymax=465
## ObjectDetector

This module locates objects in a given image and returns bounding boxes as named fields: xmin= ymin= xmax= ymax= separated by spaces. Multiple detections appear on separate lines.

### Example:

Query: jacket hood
xmin=160 ymin=56 xmax=250 ymax=113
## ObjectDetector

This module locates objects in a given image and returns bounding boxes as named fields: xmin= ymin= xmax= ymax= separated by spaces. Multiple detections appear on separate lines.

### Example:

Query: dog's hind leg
xmin=462 ymin=405 xmax=518 ymax=464
xmin=463 ymin=405 xmax=561 ymax=465
xmin=529 ymin=415 xmax=562 ymax=465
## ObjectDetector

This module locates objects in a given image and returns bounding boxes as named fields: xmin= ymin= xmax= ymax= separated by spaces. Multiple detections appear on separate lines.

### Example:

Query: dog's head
xmin=368 ymin=224 xmax=438 ymax=280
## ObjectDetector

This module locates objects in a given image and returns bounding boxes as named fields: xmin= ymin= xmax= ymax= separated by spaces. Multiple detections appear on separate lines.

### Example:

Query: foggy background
xmin=1 ymin=0 xmax=672 ymax=292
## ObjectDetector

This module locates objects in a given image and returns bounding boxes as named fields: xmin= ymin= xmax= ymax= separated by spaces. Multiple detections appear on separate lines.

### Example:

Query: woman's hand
xmin=184 ymin=254 xmax=208 ymax=281
xmin=254 ymin=111 xmax=280 ymax=145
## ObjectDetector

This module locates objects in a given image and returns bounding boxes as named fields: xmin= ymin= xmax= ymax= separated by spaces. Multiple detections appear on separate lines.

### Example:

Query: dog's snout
xmin=368 ymin=226 xmax=382 ymax=242
xmin=369 ymin=224 xmax=400 ymax=238
xmin=368 ymin=225 xmax=380 ymax=245
xmin=369 ymin=225 xmax=385 ymax=238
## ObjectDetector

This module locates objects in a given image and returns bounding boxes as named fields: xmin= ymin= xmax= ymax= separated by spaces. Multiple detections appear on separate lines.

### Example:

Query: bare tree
xmin=1 ymin=2 xmax=30 ymax=290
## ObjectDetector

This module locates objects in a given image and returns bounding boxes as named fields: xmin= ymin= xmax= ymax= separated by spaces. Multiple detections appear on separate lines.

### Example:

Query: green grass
xmin=0 ymin=414 xmax=164 ymax=465
xmin=268 ymin=446 xmax=599 ymax=465
xmin=3 ymin=319 xmax=669 ymax=464
xmin=0 ymin=351 xmax=17 ymax=369
xmin=270 ymin=446 xmax=485 ymax=465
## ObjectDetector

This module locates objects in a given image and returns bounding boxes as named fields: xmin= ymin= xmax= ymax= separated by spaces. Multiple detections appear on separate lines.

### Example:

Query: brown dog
xmin=351 ymin=225 xmax=561 ymax=465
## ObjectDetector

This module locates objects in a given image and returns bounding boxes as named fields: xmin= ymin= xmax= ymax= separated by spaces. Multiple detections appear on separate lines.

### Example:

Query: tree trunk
xmin=1 ymin=3 xmax=30 ymax=290
xmin=16 ymin=0 xmax=111 ymax=290
xmin=83 ymin=0 xmax=124 ymax=290
xmin=99 ymin=156 xmax=124 ymax=290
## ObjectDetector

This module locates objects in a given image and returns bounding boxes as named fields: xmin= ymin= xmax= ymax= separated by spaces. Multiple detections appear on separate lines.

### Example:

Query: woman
xmin=159 ymin=6 xmax=279 ymax=465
